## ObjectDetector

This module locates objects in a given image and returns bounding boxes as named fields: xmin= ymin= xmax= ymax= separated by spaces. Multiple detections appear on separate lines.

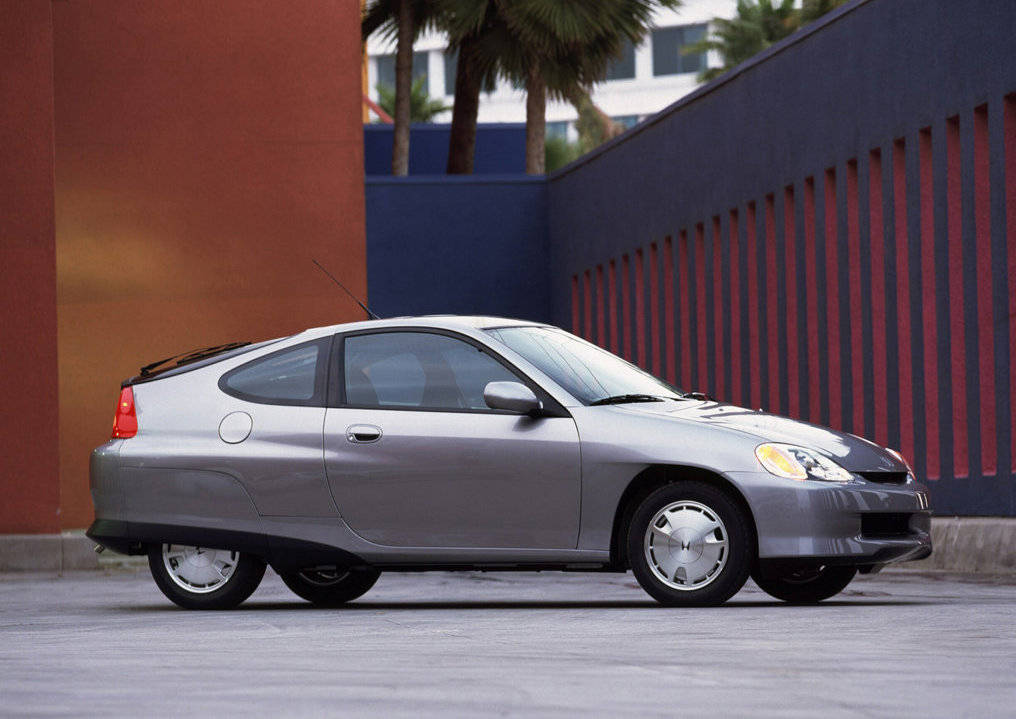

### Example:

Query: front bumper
xmin=730 ymin=471 xmax=933 ymax=565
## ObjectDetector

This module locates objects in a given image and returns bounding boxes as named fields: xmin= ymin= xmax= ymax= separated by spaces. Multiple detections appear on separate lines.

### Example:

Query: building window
xmin=375 ymin=51 xmax=429 ymax=91
xmin=651 ymin=24 xmax=707 ymax=76
xmin=605 ymin=40 xmax=636 ymax=81
xmin=546 ymin=122 xmax=570 ymax=140
xmin=612 ymin=115 xmax=640 ymax=130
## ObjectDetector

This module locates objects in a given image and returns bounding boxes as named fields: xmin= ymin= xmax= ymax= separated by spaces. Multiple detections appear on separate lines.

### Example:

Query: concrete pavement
xmin=2 ymin=568 xmax=1014 ymax=718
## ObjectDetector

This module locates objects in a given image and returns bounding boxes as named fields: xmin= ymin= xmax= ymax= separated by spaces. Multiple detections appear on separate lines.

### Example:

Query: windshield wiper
xmin=680 ymin=391 xmax=712 ymax=401
xmin=590 ymin=393 xmax=665 ymax=406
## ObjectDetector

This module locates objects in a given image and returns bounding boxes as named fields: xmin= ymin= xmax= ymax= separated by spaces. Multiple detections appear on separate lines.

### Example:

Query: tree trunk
xmin=446 ymin=35 xmax=482 ymax=175
xmin=524 ymin=62 xmax=546 ymax=175
xmin=391 ymin=0 xmax=413 ymax=176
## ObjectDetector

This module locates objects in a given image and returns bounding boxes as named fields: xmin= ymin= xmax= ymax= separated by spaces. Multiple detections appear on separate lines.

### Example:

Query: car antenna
xmin=312 ymin=258 xmax=380 ymax=320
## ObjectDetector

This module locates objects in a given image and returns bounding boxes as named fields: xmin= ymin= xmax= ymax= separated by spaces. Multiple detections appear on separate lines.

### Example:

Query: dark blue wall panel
xmin=546 ymin=0 xmax=1016 ymax=515
xmin=366 ymin=176 xmax=549 ymax=321
xmin=365 ymin=123 xmax=526 ymax=176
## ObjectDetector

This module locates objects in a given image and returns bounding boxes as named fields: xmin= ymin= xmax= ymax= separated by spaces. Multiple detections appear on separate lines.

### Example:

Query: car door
xmin=322 ymin=329 xmax=581 ymax=549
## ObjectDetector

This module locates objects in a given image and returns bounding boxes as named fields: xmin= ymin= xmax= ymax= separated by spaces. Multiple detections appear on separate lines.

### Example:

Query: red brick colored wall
xmin=0 ymin=2 xmax=61 ymax=533
xmin=52 ymin=0 xmax=366 ymax=528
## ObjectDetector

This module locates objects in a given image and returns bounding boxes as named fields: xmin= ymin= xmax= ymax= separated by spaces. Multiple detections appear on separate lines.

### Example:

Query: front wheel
xmin=752 ymin=565 xmax=857 ymax=603
xmin=628 ymin=482 xmax=753 ymax=607
xmin=148 ymin=544 xmax=266 ymax=610
xmin=278 ymin=567 xmax=380 ymax=606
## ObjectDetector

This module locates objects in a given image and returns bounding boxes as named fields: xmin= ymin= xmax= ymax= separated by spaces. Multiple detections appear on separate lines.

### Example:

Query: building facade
xmin=365 ymin=1 xmax=738 ymax=137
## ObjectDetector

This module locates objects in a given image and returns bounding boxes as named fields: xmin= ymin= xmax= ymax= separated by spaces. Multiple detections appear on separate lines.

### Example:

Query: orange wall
xmin=52 ymin=1 xmax=367 ymax=528
xmin=0 ymin=2 xmax=61 ymax=533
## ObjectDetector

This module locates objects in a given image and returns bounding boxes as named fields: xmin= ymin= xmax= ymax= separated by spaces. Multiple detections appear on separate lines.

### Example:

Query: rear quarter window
xmin=219 ymin=339 xmax=328 ymax=406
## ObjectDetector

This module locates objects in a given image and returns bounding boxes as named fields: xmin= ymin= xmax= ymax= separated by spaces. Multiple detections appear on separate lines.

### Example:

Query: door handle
xmin=346 ymin=424 xmax=382 ymax=444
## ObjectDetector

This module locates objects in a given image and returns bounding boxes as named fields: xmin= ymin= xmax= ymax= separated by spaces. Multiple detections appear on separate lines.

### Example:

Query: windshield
xmin=485 ymin=326 xmax=683 ymax=405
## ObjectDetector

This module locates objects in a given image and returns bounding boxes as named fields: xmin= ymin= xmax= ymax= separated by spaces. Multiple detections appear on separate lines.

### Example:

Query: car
xmin=88 ymin=315 xmax=932 ymax=609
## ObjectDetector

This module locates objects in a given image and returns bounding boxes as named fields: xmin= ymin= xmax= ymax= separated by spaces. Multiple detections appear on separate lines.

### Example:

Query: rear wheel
xmin=628 ymin=482 xmax=752 ymax=607
xmin=148 ymin=544 xmax=266 ymax=610
xmin=279 ymin=567 xmax=380 ymax=606
xmin=752 ymin=565 xmax=857 ymax=603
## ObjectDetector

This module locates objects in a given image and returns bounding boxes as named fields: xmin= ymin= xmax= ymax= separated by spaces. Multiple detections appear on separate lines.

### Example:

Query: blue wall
xmin=365 ymin=175 xmax=549 ymax=321
xmin=547 ymin=0 xmax=1016 ymax=515
xmin=364 ymin=123 xmax=526 ymax=175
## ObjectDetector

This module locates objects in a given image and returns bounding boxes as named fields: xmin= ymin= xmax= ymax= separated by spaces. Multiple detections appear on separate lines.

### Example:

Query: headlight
xmin=755 ymin=443 xmax=854 ymax=482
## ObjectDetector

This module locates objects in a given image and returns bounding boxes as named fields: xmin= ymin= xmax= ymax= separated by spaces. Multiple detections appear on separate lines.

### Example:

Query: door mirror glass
xmin=483 ymin=381 xmax=543 ymax=415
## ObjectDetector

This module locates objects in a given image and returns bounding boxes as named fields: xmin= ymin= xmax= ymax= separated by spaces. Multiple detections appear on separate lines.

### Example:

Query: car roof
xmin=296 ymin=315 xmax=544 ymax=339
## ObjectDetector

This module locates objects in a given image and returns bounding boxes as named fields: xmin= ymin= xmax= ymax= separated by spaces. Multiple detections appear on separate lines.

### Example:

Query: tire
xmin=628 ymin=482 xmax=752 ymax=607
xmin=148 ymin=543 xmax=266 ymax=610
xmin=278 ymin=567 xmax=380 ymax=606
xmin=752 ymin=565 xmax=857 ymax=604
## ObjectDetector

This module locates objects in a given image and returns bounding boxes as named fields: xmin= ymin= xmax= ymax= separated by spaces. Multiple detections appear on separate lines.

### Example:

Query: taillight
xmin=111 ymin=386 xmax=138 ymax=439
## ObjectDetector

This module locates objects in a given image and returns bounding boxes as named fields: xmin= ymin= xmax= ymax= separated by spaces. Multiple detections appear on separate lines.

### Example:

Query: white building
xmin=365 ymin=1 xmax=738 ymax=138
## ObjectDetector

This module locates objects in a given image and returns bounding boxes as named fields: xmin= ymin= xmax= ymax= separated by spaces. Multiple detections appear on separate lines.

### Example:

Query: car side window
xmin=220 ymin=340 xmax=326 ymax=406
xmin=343 ymin=332 xmax=520 ymax=411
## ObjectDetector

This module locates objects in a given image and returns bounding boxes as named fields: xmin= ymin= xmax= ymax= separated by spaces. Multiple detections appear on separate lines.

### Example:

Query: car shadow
xmin=113 ymin=596 xmax=935 ymax=612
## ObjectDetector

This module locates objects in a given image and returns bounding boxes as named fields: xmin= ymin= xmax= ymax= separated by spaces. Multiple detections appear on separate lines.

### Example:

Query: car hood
xmin=621 ymin=399 xmax=904 ymax=473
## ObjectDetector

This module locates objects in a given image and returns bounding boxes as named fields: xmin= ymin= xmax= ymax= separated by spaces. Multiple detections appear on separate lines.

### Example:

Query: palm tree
xmin=690 ymin=0 xmax=849 ymax=82
xmin=442 ymin=0 xmax=680 ymax=175
xmin=440 ymin=0 xmax=502 ymax=174
xmin=362 ymin=0 xmax=441 ymax=175
xmin=376 ymin=77 xmax=451 ymax=123
xmin=799 ymin=0 xmax=850 ymax=24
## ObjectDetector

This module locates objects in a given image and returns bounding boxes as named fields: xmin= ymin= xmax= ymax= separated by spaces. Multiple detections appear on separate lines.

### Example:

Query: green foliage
xmin=799 ymin=0 xmax=851 ymax=24
xmin=690 ymin=0 xmax=850 ymax=82
xmin=459 ymin=0 xmax=684 ymax=100
xmin=376 ymin=78 xmax=452 ymax=123
xmin=545 ymin=134 xmax=583 ymax=173
xmin=362 ymin=0 xmax=442 ymax=42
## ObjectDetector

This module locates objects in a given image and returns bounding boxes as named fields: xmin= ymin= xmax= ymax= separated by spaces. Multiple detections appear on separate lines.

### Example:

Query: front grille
xmin=856 ymin=471 xmax=910 ymax=484
xmin=861 ymin=512 xmax=913 ymax=537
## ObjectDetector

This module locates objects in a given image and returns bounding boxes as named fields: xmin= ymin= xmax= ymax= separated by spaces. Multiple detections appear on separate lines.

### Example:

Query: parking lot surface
xmin=2 ymin=567 xmax=1014 ymax=718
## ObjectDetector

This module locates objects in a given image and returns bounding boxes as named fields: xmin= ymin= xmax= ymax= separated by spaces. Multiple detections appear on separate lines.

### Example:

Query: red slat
xmin=847 ymin=160 xmax=864 ymax=434
xmin=893 ymin=139 xmax=915 ymax=462
xmin=695 ymin=224 xmax=708 ymax=392
xmin=712 ymin=217 xmax=725 ymax=401
xmin=974 ymin=105 xmax=997 ymax=475
xmin=728 ymin=210 xmax=742 ymax=406
xmin=783 ymin=188 xmax=799 ymax=418
xmin=678 ymin=232 xmax=692 ymax=389
xmin=804 ymin=178 xmax=821 ymax=423
xmin=869 ymin=150 xmax=888 ymax=446
xmin=946 ymin=116 xmax=969 ymax=478
xmin=747 ymin=203 xmax=761 ymax=410
xmin=596 ymin=265 xmax=605 ymax=347
xmin=919 ymin=128 xmax=940 ymax=479
xmin=825 ymin=169 xmax=843 ymax=430
xmin=608 ymin=259 xmax=618 ymax=355
xmin=663 ymin=238 xmax=675 ymax=384
xmin=635 ymin=248 xmax=646 ymax=367
xmin=650 ymin=242 xmax=660 ymax=375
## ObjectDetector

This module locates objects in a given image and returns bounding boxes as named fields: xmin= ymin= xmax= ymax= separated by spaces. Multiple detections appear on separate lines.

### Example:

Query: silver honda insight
xmin=88 ymin=316 xmax=932 ymax=609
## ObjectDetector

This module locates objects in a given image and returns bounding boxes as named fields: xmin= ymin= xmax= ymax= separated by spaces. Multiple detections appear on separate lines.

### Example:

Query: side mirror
xmin=483 ymin=381 xmax=543 ymax=415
